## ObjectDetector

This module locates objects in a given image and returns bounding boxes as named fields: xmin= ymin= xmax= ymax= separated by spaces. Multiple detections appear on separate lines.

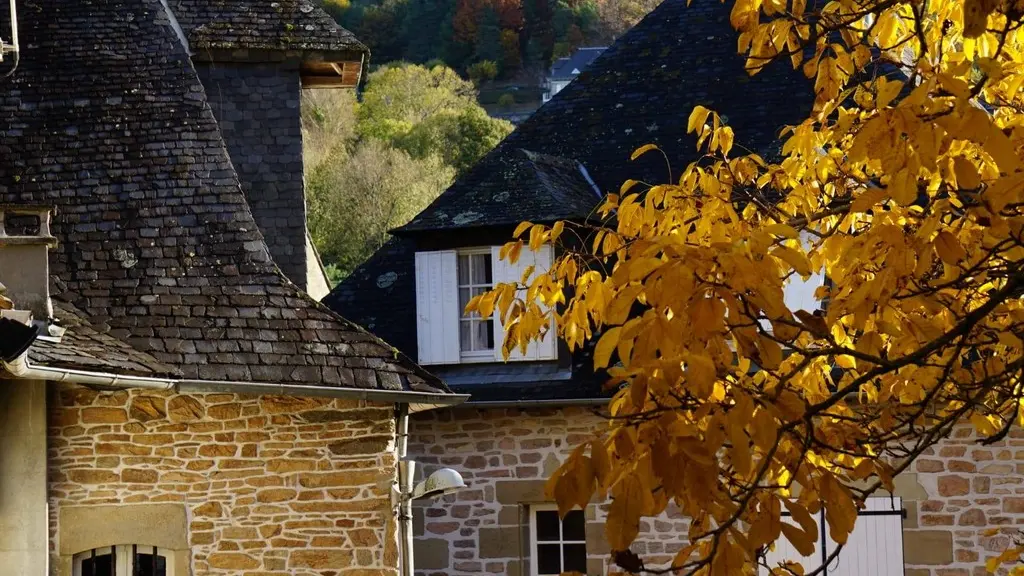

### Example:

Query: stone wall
xmin=409 ymin=407 xmax=1023 ymax=576
xmin=48 ymin=383 xmax=400 ymax=575
xmin=195 ymin=62 xmax=308 ymax=290
xmin=406 ymin=407 xmax=689 ymax=576
xmin=903 ymin=424 xmax=1024 ymax=576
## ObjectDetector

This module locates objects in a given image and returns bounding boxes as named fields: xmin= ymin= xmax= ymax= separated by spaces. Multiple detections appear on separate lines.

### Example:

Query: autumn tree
xmin=470 ymin=0 xmax=1024 ymax=574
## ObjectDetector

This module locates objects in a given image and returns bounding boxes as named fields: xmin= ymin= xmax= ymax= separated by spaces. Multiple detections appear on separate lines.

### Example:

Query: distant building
xmin=542 ymin=46 xmax=607 ymax=102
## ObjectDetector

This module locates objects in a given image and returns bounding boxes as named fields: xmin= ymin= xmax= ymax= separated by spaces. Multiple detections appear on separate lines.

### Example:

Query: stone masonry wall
xmin=48 ymin=383 xmax=400 ymax=575
xmin=196 ymin=62 xmax=308 ymax=289
xmin=407 ymin=407 xmax=689 ymax=576
xmin=903 ymin=424 xmax=1024 ymax=576
xmin=409 ymin=408 xmax=1024 ymax=576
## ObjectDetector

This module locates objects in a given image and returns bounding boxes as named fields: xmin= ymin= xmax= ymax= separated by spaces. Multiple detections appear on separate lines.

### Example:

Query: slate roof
xmin=397 ymin=149 xmax=602 ymax=232
xmin=549 ymin=47 xmax=607 ymax=80
xmin=326 ymin=0 xmax=816 ymax=401
xmin=28 ymin=303 xmax=182 ymax=379
xmin=171 ymin=0 xmax=367 ymax=54
xmin=0 ymin=0 xmax=447 ymax=395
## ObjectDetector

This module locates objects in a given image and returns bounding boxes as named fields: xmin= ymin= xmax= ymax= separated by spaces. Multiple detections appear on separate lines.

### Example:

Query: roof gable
xmin=0 ymin=0 xmax=444 ymax=394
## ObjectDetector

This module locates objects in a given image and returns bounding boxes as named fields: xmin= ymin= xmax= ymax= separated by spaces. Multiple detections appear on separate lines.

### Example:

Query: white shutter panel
xmin=414 ymin=250 xmax=460 ymax=365
xmin=761 ymin=513 xmax=824 ymax=576
xmin=492 ymin=244 xmax=557 ymax=362
xmin=826 ymin=497 xmax=903 ymax=576
xmin=783 ymin=232 xmax=826 ymax=314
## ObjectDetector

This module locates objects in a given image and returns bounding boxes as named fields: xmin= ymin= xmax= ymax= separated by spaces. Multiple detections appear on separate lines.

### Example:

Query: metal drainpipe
xmin=396 ymin=404 xmax=415 ymax=576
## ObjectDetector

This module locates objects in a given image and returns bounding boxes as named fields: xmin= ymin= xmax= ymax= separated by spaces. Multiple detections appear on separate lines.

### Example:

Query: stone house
xmin=326 ymin=1 xmax=1014 ymax=575
xmin=0 ymin=1 xmax=466 ymax=575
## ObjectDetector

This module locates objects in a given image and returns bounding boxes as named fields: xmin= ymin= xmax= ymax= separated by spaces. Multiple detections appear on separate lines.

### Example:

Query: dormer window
xmin=415 ymin=245 xmax=556 ymax=365
xmin=457 ymin=250 xmax=495 ymax=357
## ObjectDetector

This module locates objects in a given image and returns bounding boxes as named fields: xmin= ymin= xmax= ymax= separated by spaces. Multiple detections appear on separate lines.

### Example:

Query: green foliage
xmin=302 ymin=62 xmax=510 ymax=276
xmin=307 ymin=141 xmax=456 ymax=278
xmin=357 ymin=63 xmax=478 ymax=143
xmin=397 ymin=106 xmax=513 ymax=173
xmin=497 ymin=93 xmax=516 ymax=108
xmin=467 ymin=60 xmax=499 ymax=84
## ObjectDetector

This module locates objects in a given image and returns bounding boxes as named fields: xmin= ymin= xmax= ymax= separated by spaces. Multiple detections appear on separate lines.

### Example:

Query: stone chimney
xmin=0 ymin=205 xmax=56 ymax=319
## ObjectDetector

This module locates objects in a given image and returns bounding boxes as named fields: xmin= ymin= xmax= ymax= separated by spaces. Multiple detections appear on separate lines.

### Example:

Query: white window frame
xmin=72 ymin=544 xmax=174 ymax=576
xmin=457 ymin=247 xmax=496 ymax=361
xmin=529 ymin=504 xmax=588 ymax=576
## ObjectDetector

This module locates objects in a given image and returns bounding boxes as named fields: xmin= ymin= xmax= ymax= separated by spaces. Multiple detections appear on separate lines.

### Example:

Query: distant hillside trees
xmin=322 ymin=0 xmax=660 ymax=77
xmin=302 ymin=63 xmax=513 ymax=281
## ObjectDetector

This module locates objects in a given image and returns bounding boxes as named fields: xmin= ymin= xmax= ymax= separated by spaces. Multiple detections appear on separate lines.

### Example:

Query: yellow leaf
xmin=513 ymin=221 xmax=533 ymax=239
xmin=953 ymin=156 xmax=982 ymax=189
xmin=606 ymin=476 xmax=644 ymax=550
xmin=688 ymin=106 xmax=712 ymax=134
xmin=594 ymin=327 xmax=622 ymax=369
xmin=963 ymin=0 xmax=996 ymax=38
xmin=719 ymin=126 xmax=735 ymax=156
xmin=780 ymin=522 xmax=817 ymax=557
xmin=875 ymin=77 xmax=902 ymax=108
xmin=934 ymin=231 xmax=967 ymax=266
xmin=771 ymin=245 xmax=812 ymax=277
xmin=630 ymin=144 xmax=659 ymax=161
xmin=550 ymin=220 xmax=565 ymax=242
xmin=763 ymin=223 xmax=800 ymax=238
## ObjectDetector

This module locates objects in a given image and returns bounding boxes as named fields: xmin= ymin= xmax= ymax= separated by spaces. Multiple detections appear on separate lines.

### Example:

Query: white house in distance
xmin=542 ymin=47 xmax=606 ymax=102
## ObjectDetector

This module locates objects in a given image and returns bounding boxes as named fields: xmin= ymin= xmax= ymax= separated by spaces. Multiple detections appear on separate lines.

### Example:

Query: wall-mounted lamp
xmin=394 ymin=460 xmax=467 ymax=576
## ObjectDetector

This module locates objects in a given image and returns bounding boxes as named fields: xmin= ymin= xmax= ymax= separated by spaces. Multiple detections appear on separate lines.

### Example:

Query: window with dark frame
xmin=73 ymin=545 xmax=169 ymax=576
xmin=532 ymin=507 xmax=588 ymax=575
xmin=457 ymin=250 xmax=495 ymax=356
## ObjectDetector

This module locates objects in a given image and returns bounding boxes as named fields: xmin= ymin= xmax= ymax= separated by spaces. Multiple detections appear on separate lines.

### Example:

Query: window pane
xmin=457 ymin=255 xmax=470 ymax=285
xmin=537 ymin=543 xmax=562 ymax=574
xmin=459 ymin=287 xmax=472 ymax=312
xmin=563 ymin=543 xmax=588 ymax=573
xmin=563 ymin=510 xmax=586 ymax=541
xmin=536 ymin=510 xmax=560 ymax=541
xmin=136 ymin=553 xmax=168 ymax=576
xmin=81 ymin=553 xmax=114 ymax=576
xmin=460 ymin=320 xmax=472 ymax=352
xmin=471 ymin=254 xmax=490 ymax=284
xmin=484 ymin=319 xmax=495 ymax=349
xmin=475 ymin=320 xmax=492 ymax=351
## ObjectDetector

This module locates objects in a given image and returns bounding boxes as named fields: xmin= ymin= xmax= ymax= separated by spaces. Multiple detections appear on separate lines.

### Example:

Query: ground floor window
xmin=531 ymin=505 xmax=588 ymax=575
xmin=762 ymin=497 xmax=904 ymax=576
xmin=73 ymin=545 xmax=170 ymax=576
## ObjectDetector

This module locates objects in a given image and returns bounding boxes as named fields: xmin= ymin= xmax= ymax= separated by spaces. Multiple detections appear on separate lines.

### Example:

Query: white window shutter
xmin=784 ymin=232 xmax=826 ymax=314
xmin=826 ymin=497 xmax=903 ymax=576
xmin=414 ymin=250 xmax=460 ymax=365
xmin=492 ymin=244 xmax=557 ymax=362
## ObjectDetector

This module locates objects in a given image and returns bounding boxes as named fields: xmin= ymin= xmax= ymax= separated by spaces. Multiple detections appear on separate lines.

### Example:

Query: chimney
xmin=0 ymin=205 xmax=56 ymax=320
